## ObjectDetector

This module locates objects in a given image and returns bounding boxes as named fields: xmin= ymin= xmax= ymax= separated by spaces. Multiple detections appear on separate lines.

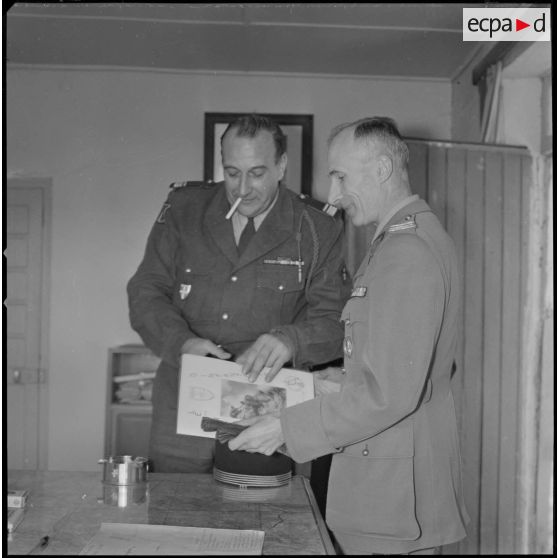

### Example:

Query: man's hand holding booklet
xmin=176 ymin=354 xmax=315 ymax=439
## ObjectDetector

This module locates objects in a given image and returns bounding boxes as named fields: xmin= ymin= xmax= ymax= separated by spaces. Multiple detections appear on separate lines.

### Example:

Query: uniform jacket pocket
xmin=327 ymin=421 xmax=421 ymax=540
xmin=256 ymin=266 xmax=304 ymax=293
xmin=253 ymin=266 xmax=304 ymax=328
xmin=177 ymin=260 xmax=216 ymax=322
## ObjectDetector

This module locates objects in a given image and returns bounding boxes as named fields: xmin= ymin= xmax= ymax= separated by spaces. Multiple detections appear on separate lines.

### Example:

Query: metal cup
xmin=98 ymin=455 xmax=149 ymax=485
xmin=101 ymin=483 xmax=149 ymax=507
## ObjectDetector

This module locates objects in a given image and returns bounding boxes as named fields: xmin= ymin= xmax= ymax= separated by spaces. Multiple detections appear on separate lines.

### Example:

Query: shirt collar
xmin=231 ymin=190 xmax=280 ymax=240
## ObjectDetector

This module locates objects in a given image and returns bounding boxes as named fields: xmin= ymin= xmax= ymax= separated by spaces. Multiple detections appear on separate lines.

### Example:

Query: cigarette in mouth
xmin=226 ymin=197 xmax=243 ymax=220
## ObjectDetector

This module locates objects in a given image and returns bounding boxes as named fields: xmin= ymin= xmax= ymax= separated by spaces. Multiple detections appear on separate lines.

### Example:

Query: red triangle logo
xmin=516 ymin=18 xmax=530 ymax=31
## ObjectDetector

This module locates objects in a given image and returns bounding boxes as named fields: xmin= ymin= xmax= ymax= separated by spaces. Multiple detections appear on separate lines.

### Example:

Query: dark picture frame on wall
xmin=204 ymin=112 xmax=313 ymax=196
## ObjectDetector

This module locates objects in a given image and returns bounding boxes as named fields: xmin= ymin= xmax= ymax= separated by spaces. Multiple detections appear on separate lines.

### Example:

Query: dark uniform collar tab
xmin=298 ymin=193 xmax=339 ymax=218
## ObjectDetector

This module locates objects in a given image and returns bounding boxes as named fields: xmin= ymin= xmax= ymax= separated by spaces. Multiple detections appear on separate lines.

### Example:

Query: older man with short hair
xmin=230 ymin=116 xmax=470 ymax=554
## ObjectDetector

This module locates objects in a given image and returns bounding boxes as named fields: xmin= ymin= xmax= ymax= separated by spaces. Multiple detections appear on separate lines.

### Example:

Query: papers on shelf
xmin=7 ymin=508 xmax=25 ymax=533
xmin=79 ymin=523 xmax=265 ymax=555
xmin=113 ymin=372 xmax=156 ymax=383
xmin=177 ymin=354 xmax=314 ymax=438
xmin=7 ymin=489 xmax=28 ymax=508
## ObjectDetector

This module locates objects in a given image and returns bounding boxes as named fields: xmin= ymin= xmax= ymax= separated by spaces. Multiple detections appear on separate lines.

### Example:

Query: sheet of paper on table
xmin=79 ymin=523 xmax=265 ymax=555
xmin=177 ymin=354 xmax=314 ymax=438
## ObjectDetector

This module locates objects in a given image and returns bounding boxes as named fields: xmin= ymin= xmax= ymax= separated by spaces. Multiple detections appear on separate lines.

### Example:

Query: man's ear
xmin=278 ymin=153 xmax=288 ymax=181
xmin=377 ymin=154 xmax=393 ymax=183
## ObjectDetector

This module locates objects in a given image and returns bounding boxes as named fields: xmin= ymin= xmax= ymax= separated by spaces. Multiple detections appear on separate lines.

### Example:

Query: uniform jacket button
xmin=362 ymin=445 xmax=369 ymax=456
xmin=222 ymin=313 xmax=229 ymax=320
xmin=231 ymin=276 xmax=238 ymax=282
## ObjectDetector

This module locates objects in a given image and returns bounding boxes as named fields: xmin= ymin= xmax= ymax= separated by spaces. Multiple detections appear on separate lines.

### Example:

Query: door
xmin=6 ymin=179 xmax=51 ymax=469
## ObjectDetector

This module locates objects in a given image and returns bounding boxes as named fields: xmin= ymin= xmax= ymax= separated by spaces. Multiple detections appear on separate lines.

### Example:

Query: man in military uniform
xmin=127 ymin=114 xmax=348 ymax=473
xmin=229 ymin=117 xmax=470 ymax=554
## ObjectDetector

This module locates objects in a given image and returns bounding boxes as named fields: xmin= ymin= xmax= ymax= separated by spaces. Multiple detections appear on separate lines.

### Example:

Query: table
xmin=7 ymin=471 xmax=335 ymax=555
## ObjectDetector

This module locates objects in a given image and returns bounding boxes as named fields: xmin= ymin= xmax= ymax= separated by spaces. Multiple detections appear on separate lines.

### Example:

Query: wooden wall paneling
xmin=439 ymin=147 xmax=468 ymax=557
xmin=516 ymin=153 xmax=540 ymax=553
xmin=456 ymin=148 xmax=485 ymax=555
xmin=427 ymin=146 xmax=448 ymax=226
xmin=497 ymin=152 xmax=523 ymax=553
xmin=480 ymin=151 xmax=504 ymax=554
xmin=521 ymin=155 xmax=531 ymax=342
xmin=408 ymin=141 xmax=429 ymax=199
xmin=445 ymin=148 xmax=467 ymax=425
xmin=535 ymin=155 xmax=554 ymax=554
xmin=515 ymin=150 xmax=534 ymax=554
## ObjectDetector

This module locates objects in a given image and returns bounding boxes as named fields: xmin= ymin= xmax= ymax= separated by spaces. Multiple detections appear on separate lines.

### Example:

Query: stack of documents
xmin=80 ymin=523 xmax=265 ymax=555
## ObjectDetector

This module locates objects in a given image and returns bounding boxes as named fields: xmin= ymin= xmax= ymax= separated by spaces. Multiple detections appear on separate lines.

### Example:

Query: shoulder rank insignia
xmin=387 ymin=214 xmax=417 ymax=233
xmin=322 ymin=203 xmax=338 ymax=217
xmin=169 ymin=180 xmax=215 ymax=190
xmin=169 ymin=181 xmax=189 ymax=190
xmin=298 ymin=193 xmax=338 ymax=217
xmin=350 ymin=286 xmax=367 ymax=297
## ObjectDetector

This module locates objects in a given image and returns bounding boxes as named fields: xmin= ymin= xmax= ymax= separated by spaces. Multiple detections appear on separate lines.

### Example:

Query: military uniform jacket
xmin=281 ymin=199 xmax=470 ymax=553
xmin=127 ymin=182 xmax=347 ymax=370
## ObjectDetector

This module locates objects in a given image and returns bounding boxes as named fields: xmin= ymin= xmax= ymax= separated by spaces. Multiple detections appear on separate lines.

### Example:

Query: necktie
xmin=237 ymin=217 xmax=256 ymax=255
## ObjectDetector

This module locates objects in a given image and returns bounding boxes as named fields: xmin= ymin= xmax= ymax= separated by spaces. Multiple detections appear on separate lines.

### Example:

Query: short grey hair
xmin=328 ymin=116 xmax=409 ymax=170
xmin=220 ymin=114 xmax=287 ymax=163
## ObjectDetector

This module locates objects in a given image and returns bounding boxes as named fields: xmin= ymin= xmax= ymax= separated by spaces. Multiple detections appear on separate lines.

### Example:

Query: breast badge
xmin=350 ymin=286 xmax=367 ymax=297
xmin=156 ymin=202 xmax=171 ymax=223
xmin=343 ymin=336 xmax=353 ymax=358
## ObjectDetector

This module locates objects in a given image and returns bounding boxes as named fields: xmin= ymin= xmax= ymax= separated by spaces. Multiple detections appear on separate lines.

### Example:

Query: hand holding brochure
xmin=200 ymin=416 xmax=248 ymax=443
xmin=177 ymin=355 xmax=314 ymax=438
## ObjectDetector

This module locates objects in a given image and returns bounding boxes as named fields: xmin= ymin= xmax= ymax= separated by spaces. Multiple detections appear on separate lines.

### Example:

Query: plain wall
xmin=6 ymin=67 xmax=451 ymax=470
xmin=497 ymin=77 xmax=542 ymax=152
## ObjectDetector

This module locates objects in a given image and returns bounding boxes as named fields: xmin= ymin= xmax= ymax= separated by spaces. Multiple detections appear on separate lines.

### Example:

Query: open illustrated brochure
xmin=177 ymin=354 xmax=315 ymax=438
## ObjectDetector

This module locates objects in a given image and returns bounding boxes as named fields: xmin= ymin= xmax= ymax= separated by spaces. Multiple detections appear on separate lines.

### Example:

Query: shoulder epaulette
xmin=370 ymin=214 xmax=417 ymax=250
xmin=386 ymin=214 xmax=417 ymax=233
xmin=298 ymin=193 xmax=339 ymax=217
xmin=156 ymin=180 xmax=215 ymax=224
xmin=168 ymin=180 xmax=216 ymax=190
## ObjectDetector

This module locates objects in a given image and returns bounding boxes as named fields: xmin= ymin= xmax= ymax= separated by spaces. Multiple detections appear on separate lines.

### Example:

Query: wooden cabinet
xmin=104 ymin=345 xmax=160 ymax=458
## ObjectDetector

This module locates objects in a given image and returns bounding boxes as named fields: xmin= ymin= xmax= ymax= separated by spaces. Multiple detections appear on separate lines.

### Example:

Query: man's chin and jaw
xmin=237 ymin=187 xmax=279 ymax=218
xmin=342 ymin=198 xmax=374 ymax=228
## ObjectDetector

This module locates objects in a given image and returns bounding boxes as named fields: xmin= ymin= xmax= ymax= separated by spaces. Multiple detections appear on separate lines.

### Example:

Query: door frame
xmin=8 ymin=177 xmax=52 ymax=470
